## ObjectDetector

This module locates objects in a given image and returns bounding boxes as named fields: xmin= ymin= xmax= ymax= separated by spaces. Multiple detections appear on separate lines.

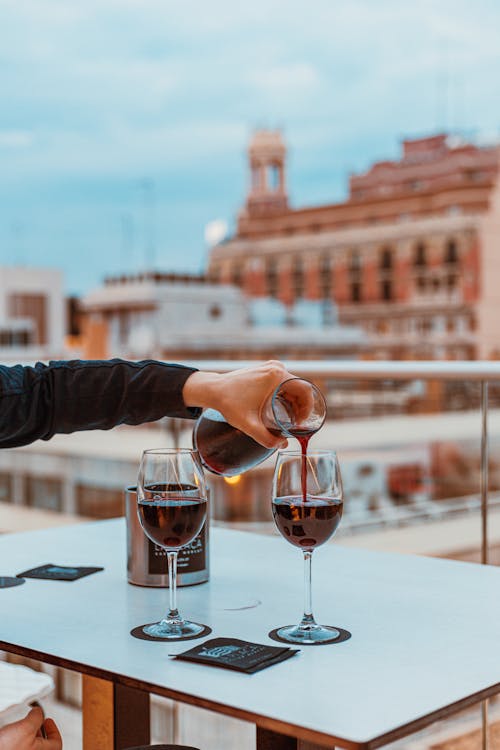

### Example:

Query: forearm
xmin=0 ymin=359 xmax=201 ymax=449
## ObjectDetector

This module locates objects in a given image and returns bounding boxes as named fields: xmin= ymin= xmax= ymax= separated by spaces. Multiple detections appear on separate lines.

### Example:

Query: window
xmin=266 ymin=258 xmax=279 ymax=298
xmin=380 ymin=248 xmax=393 ymax=270
xmin=267 ymin=164 xmax=280 ymax=191
xmin=319 ymin=254 xmax=332 ymax=299
xmin=349 ymin=251 xmax=362 ymax=272
xmin=351 ymin=282 xmax=361 ymax=303
xmin=444 ymin=239 xmax=458 ymax=264
xmin=421 ymin=318 xmax=433 ymax=334
xmin=292 ymin=256 xmax=304 ymax=299
xmin=417 ymin=276 xmax=427 ymax=292
xmin=231 ymin=263 xmax=243 ymax=286
xmin=414 ymin=243 xmax=427 ymax=267
xmin=447 ymin=274 xmax=457 ymax=290
xmin=209 ymin=304 xmax=222 ymax=319
xmin=8 ymin=294 xmax=47 ymax=344
xmin=381 ymin=280 xmax=393 ymax=301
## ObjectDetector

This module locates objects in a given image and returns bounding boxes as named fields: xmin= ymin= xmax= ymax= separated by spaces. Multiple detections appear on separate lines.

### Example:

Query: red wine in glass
xmin=272 ymin=495 xmax=343 ymax=551
xmin=139 ymin=483 xmax=207 ymax=549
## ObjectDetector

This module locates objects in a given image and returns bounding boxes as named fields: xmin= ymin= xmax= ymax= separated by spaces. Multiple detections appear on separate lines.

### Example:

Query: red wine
xmin=286 ymin=428 xmax=313 ymax=502
xmin=139 ymin=483 xmax=207 ymax=549
xmin=194 ymin=408 xmax=274 ymax=477
xmin=272 ymin=495 xmax=343 ymax=550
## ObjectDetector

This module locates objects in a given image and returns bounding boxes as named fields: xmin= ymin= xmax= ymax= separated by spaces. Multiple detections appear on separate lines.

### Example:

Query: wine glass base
xmin=143 ymin=619 xmax=207 ymax=640
xmin=275 ymin=623 xmax=341 ymax=645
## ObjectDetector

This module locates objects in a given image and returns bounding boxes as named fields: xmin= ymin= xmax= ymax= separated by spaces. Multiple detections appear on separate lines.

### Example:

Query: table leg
xmin=257 ymin=728 xmax=297 ymax=749
xmin=256 ymin=729 xmax=335 ymax=750
xmin=82 ymin=675 xmax=150 ymax=750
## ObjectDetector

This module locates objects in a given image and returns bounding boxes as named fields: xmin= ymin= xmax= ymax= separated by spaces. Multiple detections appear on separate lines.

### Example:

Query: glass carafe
xmin=192 ymin=377 xmax=326 ymax=477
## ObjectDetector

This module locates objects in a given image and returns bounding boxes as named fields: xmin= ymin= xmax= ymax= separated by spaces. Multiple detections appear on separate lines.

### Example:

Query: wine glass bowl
xmin=271 ymin=449 xmax=344 ymax=644
xmin=137 ymin=448 xmax=208 ymax=640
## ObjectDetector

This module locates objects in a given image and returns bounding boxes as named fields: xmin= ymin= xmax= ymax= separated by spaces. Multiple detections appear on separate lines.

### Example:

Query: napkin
xmin=172 ymin=637 xmax=299 ymax=673
xmin=16 ymin=564 xmax=104 ymax=581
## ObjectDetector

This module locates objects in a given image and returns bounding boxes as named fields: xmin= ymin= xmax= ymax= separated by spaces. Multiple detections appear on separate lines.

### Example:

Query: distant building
xmin=80 ymin=271 xmax=366 ymax=361
xmin=0 ymin=266 xmax=66 ymax=363
xmin=208 ymin=131 xmax=500 ymax=360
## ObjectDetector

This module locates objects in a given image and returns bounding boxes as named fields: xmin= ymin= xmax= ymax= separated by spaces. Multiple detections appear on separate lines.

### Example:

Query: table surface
xmin=1 ymin=519 xmax=500 ymax=749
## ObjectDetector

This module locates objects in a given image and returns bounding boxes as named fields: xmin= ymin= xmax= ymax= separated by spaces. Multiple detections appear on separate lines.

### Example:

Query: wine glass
xmin=271 ymin=449 xmax=344 ymax=644
xmin=137 ymin=448 xmax=208 ymax=639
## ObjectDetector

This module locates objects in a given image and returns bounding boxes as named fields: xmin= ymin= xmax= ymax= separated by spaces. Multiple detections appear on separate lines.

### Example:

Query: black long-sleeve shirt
xmin=0 ymin=359 xmax=201 ymax=449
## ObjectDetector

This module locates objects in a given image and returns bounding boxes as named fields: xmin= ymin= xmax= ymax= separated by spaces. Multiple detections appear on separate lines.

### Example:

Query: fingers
xmin=245 ymin=417 xmax=289 ymax=449
xmin=44 ymin=718 xmax=63 ymax=743
xmin=34 ymin=718 xmax=63 ymax=750
xmin=22 ymin=706 xmax=45 ymax=734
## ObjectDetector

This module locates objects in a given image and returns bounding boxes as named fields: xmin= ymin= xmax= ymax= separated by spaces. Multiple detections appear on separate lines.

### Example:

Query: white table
xmin=1 ymin=519 xmax=500 ymax=750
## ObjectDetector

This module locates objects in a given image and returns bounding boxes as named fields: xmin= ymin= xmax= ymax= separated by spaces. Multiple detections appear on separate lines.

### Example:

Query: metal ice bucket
xmin=125 ymin=486 xmax=209 ymax=587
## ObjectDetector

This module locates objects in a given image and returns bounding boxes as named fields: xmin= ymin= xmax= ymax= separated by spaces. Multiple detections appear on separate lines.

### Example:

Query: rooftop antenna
xmin=139 ymin=178 xmax=156 ymax=271
xmin=120 ymin=212 xmax=135 ymax=272
xmin=435 ymin=41 xmax=450 ymax=133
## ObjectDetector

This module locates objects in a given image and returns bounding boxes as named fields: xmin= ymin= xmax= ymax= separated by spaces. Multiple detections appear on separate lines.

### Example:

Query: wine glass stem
xmin=301 ymin=550 xmax=316 ymax=627
xmin=166 ymin=551 xmax=180 ymax=621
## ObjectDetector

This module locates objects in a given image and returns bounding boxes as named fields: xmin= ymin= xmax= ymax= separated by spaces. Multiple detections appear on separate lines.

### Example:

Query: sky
xmin=0 ymin=0 xmax=499 ymax=295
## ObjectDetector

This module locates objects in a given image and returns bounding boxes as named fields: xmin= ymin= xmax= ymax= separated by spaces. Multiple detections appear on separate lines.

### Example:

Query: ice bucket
xmin=125 ymin=486 xmax=209 ymax=587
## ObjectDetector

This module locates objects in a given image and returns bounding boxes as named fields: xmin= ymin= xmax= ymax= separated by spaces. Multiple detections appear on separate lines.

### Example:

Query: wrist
xmin=182 ymin=370 xmax=222 ymax=410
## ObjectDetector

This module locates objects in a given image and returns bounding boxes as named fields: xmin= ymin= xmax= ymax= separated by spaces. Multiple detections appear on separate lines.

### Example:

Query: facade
xmin=0 ymin=266 xmax=67 ymax=363
xmin=208 ymin=132 xmax=500 ymax=360
xmin=80 ymin=271 xmax=366 ymax=361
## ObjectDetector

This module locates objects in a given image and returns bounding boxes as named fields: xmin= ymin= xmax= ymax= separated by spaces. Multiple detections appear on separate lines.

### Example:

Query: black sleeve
xmin=0 ymin=359 xmax=202 ymax=449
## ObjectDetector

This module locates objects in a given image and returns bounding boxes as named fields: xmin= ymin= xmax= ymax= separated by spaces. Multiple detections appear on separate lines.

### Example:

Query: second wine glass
xmin=137 ymin=448 xmax=208 ymax=640
xmin=271 ymin=449 xmax=344 ymax=644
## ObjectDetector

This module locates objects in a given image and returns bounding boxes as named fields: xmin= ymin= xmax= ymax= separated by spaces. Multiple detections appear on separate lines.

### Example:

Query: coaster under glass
xmin=144 ymin=617 xmax=206 ymax=640
xmin=269 ymin=624 xmax=352 ymax=646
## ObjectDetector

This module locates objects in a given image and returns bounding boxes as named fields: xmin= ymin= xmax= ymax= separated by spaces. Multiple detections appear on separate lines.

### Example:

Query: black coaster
xmin=172 ymin=637 xmax=299 ymax=673
xmin=0 ymin=576 xmax=25 ymax=589
xmin=268 ymin=626 xmax=351 ymax=646
xmin=16 ymin=564 xmax=104 ymax=581
xmin=130 ymin=623 xmax=212 ymax=642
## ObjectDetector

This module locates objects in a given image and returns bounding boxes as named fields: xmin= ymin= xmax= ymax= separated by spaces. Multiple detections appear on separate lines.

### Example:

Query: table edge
xmin=1 ymin=640 xmax=499 ymax=750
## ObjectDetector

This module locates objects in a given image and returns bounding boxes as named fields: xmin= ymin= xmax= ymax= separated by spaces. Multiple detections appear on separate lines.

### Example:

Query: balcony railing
xmin=187 ymin=358 xmax=498 ymax=748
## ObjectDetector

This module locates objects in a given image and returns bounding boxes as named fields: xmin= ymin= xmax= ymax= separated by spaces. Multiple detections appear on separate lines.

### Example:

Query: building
xmin=80 ymin=271 xmax=366 ymax=361
xmin=0 ymin=266 xmax=67 ymax=363
xmin=208 ymin=131 xmax=500 ymax=360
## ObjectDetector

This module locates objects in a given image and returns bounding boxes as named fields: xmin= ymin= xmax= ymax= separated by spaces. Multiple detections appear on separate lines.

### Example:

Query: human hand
xmin=183 ymin=360 xmax=295 ymax=448
xmin=0 ymin=707 xmax=62 ymax=750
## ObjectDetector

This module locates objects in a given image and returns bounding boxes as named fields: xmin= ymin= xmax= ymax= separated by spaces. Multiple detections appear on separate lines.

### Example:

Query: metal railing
xmin=187 ymin=359 xmax=500 ymax=750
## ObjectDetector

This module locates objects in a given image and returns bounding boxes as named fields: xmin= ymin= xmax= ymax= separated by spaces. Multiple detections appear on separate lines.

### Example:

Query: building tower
xmin=242 ymin=130 xmax=288 ymax=223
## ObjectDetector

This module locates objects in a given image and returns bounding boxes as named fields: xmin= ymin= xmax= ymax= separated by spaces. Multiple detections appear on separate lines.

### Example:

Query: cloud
xmin=0 ymin=130 xmax=35 ymax=148
xmin=0 ymin=0 xmax=499 ymax=293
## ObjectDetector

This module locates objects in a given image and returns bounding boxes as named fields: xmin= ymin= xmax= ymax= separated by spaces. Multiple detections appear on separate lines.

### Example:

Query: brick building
xmin=208 ymin=131 xmax=500 ymax=360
